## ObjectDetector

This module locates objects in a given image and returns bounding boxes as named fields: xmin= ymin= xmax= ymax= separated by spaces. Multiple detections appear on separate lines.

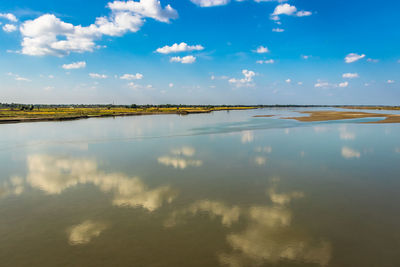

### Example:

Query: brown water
xmin=1 ymin=108 xmax=400 ymax=266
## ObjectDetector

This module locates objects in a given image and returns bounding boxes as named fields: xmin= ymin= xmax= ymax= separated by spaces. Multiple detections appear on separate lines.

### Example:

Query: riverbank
xmin=0 ymin=106 xmax=256 ymax=124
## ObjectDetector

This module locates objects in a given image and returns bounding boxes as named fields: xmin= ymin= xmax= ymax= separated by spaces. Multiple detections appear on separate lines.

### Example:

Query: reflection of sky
xmin=166 ymin=179 xmax=331 ymax=267
xmin=1 ymin=109 xmax=400 ymax=266
xmin=2 ymin=154 xmax=177 ymax=212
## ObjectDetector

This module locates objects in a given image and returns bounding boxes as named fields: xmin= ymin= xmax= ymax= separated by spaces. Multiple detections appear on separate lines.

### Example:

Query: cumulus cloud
xmin=296 ymin=10 xmax=312 ymax=17
xmin=345 ymin=53 xmax=365 ymax=63
xmin=190 ymin=0 xmax=230 ymax=7
xmin=170 ymin=55 xmax=196 ymax=64
xmin=229 ymin=69 xmax=256 ymax=87
xmin=256 ymin=59 xmax=274 ymax=64
xmin=271 ymin=4 xmax=311 ymax=20
xmin=273 ymin=3 xmax=297 ymax=15
xmin=19 ymin=1 xmax=177 ymax=56
xmin=0 ymin=13 xmax=17 ymax=22
xmin=342 ymin=73 xmax=359 ymax=79
xmin=7 ymin=72 xmax=31 ymax=82
xmin=62 ymin=61 xmax=86 ymax=70
xmin=254 ymin=45 xmax=269 ymax=54
xmin=272 ymin=28 xmax=284 ymax=32
xmin=156 ymin=42 xmax=204 ymax=54
xmin=68 ymin=220 xmax=108 ymax=245
xmin=89 ymin=73 xmax=108 ymax=79
xmin=387 ymin=80 xmax=395 ymax=84
xmin=314 ymin=82 xmax=330 ymax=88
xmin=339 ymin=81 xmax=349 ymax=88
xmin=120 ymin=73 xmax=143 ymax=80
xmin=2 ymin=24 xmax=17 ymax=32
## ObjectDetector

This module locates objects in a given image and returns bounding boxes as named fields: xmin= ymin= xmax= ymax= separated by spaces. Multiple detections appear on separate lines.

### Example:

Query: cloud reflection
xmin=4 ymin=155 xmax=177 ymax=211
xmin=165 ymin=200 xmax=241 ymax=227
xmin=68 ymin=220 xmax=108 ymax=245
xmin=0 ymin=176 xmax=25 ymax=197
xmin=166 ymin=179 xmax=331 ymax=267
xmin=339 ymin=126 xmax=356 ymax=140
xmin=158 ymin=146 xmax=203 ymax=169
xmin=341 ymin=146 xmax=361 ymax=159
xmin=241 ymin=131 xmax=254 ymax=144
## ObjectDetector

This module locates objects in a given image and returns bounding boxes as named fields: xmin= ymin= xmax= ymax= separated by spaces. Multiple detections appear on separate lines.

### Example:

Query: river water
xmin=1 ymin=108 xmax=400 ymax=266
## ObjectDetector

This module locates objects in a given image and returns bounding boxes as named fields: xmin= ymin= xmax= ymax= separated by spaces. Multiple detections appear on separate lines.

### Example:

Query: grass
xmin=0 ymin=106 xmax=256 ymax=123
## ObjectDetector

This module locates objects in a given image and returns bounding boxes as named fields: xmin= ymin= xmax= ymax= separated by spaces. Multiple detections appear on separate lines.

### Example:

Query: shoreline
xmin=0 ymin=107 xmax=256 ymax=125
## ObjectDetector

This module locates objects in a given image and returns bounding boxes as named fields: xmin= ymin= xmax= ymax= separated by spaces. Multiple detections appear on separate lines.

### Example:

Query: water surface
xmin=1 ymin=108 xmax=400 ymax=267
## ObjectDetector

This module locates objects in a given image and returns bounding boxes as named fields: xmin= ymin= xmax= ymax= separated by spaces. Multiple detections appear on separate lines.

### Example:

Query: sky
xmin=0 ymin=0 xmax=399 ymax=105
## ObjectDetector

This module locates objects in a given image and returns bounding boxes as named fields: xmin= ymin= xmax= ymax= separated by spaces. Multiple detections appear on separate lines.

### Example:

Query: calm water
xmin=1 ymin=108 xmax=400 ymax=267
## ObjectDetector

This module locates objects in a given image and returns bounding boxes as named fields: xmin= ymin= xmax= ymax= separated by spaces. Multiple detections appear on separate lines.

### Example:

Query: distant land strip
xmin=282 ymin=111 xmax=400 ymax=123
xmin=0 ymin=105 xmax=257 ymax=124
xmin=0 ymin=104 xmax=399 ymax=124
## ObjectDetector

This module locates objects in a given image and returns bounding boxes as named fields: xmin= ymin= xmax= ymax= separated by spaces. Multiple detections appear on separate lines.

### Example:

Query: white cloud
xmin=0 ymin=13 xmax=17 ymax=22
xmin=296 ymin=11 xmax=312 ymax=17
xmin=273 ymin=4 xmax=297 ymax=16
xmin=19 ymin=1 xmax=177 ymax=56
xmin=387 ymin=80 xmax=395 ymax=84
xmin=302 ymin=55 xmax=311 ymax=60
xmin=2 ymin=24 xmax=17 ymax=32
xmin=89 ymin=73 xmax=108 ymax=79
xmin=127 ymin=82 xmax=142 ymax=89
xmin=271 ymin=4 xmax=312 ymax=20
xmin=342 ymin=73 xmax=359 ymax=79
xmin=345 ymin=53 xmax=365 ymax=63
xmin=169 ymin=83 xmax=174 ymax=88
xmin=254 ymin=45 xmax=269 ymax=54
xmin=190 ymin=0 xmax=230 ymax=7
xmin=156 ymin=42 xmax=204 ymax=54
xmin=339 ymin=81 xmax=349 ymax=88
xmin=314 ymin=82 xmax=331 ymax=88
xmin=229 ymin=69 xmax=256 ymax=87
xmin=120 ymin=73 xmax=143 ymax=80
xmin=341 ymin=147 xmax=360 ymax=159
xmin=272 ymin=28 xmax=284 ymax=32
xmin=62 ymin=61 xmax=86 ymax=70
xmin=285 ymin=78 xmax=291 ymax=83
xmin=256 ymin=59 xmax=274 ymax=64
xmin=170 ymin=55 xmax=196 ymax=64
xmin=367 ymin=58 xmax=379 ymax=63
xmin=107 ymin=0 xmax=178 ymax=23
xmin=7 ymin=72 xmax=31 ymax=82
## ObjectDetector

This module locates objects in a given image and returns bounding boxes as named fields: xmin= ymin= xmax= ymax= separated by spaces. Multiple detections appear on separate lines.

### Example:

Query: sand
xmin=282 ymin=111 xmax=400 ymax=123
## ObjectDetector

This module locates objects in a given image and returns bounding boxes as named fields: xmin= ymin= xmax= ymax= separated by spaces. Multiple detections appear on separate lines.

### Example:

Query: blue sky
xmin=0 ymin=0 xmax=399 ymax=105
